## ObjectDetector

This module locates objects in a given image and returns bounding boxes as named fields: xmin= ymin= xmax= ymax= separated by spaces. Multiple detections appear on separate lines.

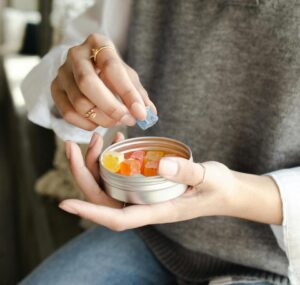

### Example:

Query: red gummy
xmin=124 ymin=152 xmax=132 ymax=159
xmin=130 ymin=150 xmax=146 ymax=165
xmin=143 ymin=160 xmax=159 ymax=176
xmin=120 ymin=159 xmax=141 ymax=176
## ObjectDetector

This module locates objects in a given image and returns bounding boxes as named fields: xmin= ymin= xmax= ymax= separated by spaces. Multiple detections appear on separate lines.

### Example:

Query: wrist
xmin=199 ymin=162 xmax=238 ymax=217
xmin=229 ymin=171 xmax=283 ymax=224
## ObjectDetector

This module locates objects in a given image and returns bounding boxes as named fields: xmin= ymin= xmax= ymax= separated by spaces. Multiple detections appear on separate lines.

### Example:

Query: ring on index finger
xmin=90 ymin=46 xmax=114 ymax=64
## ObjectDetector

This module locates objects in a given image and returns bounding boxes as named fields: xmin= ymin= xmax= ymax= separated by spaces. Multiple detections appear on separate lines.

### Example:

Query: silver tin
xmin=99 ymin=137 xmax=193 ymax=204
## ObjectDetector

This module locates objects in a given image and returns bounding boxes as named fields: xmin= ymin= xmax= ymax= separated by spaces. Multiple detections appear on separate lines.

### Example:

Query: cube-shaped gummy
xmin=145 ymin=151 xmax=164 ymax=161
xmin=129 ymin=150 xmax=146 ymax=165
xmin=120 ymin=159 xmax=141 ymax=176
xmin=143 ymin=160 xmax=159 ymax=176
xmin=102 ymin=151 xmax=124 ymax=173
xmin=136 ymin=106 xmax=158 ymax=130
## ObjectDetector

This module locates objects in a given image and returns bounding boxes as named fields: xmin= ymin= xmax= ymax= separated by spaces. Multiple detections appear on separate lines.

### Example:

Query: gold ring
xmin=90 ymin=45 xmax=114 ymax=63
xmin=85 ymin=108 xmax=96 ymax=119
xmin=195 ymin=163 xmax=206 ymax=189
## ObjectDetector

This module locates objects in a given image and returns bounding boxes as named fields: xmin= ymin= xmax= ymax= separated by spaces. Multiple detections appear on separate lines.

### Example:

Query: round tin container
xmin=99 ymin=137 xmax=192 ymax=204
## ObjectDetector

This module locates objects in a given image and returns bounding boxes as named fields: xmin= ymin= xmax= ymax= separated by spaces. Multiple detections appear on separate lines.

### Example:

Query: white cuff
xmin=268 ymin=167 xmax=300 ymax=285
xmin=21 ymin=40 xmax=109 ymax=142
xmin=51 ymin=116 xmax=107 ymax=143
xmin=21 ymin=43 xmax=70 ymax=128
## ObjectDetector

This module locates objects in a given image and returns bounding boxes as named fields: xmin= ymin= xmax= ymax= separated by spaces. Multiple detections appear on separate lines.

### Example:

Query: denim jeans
xmin=19 ymin=226 xmax=274 ymax=285
xmin=20 ymin=226 xmax=175 ymax=285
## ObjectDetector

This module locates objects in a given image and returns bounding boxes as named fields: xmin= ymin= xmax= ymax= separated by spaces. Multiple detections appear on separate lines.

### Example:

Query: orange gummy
xmin=120 ymin=159 xmax=141 ymax=176
xmin=143 ymin=160 xmax=159 ymax=176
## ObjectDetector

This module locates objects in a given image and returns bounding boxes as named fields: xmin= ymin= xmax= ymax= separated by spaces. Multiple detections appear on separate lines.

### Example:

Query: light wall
xmin=10 ymin=0 xmax=38 ymax=11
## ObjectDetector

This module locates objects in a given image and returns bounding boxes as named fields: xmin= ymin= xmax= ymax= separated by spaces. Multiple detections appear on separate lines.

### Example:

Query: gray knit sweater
xmin=126 ymin=0 xmax=300 ymax=283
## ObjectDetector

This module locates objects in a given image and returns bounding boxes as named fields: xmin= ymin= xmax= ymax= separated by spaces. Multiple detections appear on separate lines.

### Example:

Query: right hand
xmin=51 ymin=33 xmax=157 ymax=130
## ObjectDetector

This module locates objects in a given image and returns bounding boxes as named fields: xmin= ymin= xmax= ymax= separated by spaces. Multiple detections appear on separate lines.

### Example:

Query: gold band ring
xmin=195 ymin=163 xmax=206 ymax=188
xmin=90 ymin=45 xmax=114 ymax=63
xmin=85 ymin=108 xmax=96 ymax=119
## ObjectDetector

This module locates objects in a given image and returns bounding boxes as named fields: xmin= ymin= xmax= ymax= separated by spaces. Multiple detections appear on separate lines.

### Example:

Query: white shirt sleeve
xmin=268 ymin=167 xmax=300 ymax=285
xmin=21 ymin=0 xmax=132 ymax=143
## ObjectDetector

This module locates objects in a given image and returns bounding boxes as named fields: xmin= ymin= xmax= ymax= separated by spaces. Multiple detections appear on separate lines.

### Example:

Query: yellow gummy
xmin=102 ymin=151 xmax=124 ymax=173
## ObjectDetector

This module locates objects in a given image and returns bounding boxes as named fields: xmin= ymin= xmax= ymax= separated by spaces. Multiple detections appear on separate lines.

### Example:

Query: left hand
xmin=60 ymin=133 xmax=283 ymax=231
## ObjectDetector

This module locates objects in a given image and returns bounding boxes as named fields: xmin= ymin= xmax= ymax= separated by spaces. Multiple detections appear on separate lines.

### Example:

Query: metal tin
xmin=99 ymin=137 xmax=193 ymax=204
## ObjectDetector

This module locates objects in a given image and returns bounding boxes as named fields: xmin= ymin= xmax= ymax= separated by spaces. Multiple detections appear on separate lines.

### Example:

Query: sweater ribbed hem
xmin=136 ymin=226 xmax=289 ymax=285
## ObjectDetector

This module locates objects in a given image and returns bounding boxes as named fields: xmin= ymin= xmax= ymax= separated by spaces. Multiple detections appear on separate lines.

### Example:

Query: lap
xmin=20 ymin=226 xmax=175 ymax=285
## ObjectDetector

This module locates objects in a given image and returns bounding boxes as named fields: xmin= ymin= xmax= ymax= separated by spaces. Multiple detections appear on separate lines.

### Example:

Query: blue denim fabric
xmin=19 ymin=226 xmax=276 ymax=285
xmin=19 ymin=226 xmax=175 ymax=285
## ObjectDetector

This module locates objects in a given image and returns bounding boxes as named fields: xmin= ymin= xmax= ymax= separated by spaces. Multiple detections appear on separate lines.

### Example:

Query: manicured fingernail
xmin=59 ymin=203 xmax=78 ymax=215
xmin=65 ymin=141 xmax=71 ymax=160
xmin=89 ymin=133 xmax=98 ymax=148
xmin=159 ymin=158 xmax=179 ymax=177
xmin=120 ymin=114 xmax=136 ymax=126
xmin=131 ymin=102 xmax=147 ymax=120
xmin=149 ymin=103 xmax=158 ymax=115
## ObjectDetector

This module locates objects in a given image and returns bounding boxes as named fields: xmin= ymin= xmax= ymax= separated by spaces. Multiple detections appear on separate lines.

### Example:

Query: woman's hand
xmin=59 ymin=133 xmax=283 ymax=231
xmin=51 ymin=33 xmax=156 ymax=130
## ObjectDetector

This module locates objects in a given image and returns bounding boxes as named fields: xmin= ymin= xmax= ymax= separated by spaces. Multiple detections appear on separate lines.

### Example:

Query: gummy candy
xmin=145 ymin=151 xmax=164 ymax=161
xmin=124 ymin=152 xmax=132 ymax=159
xmin=143 ymin=160 xmax=159 ymax=176
xmin=102 ymin=151 xmax=124 ymax=173
xmin=120 ymin=159 xmax=141 ymax=176
xmin=102 ymin=149 xmax=177 ymax=176
xmin=136 ymin=106 xmax=158 ymax=130
xmin=129 ymin=150 xmax=145 ymax=165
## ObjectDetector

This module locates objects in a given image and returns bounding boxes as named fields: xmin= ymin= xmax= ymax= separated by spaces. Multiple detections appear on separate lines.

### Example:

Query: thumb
xmin=158 ymin=157 xmax=205 ymax=186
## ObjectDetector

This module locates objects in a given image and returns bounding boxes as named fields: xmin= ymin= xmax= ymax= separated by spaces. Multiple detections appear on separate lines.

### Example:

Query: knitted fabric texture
xmin=126 ymin=0 xmax=300 ymax=282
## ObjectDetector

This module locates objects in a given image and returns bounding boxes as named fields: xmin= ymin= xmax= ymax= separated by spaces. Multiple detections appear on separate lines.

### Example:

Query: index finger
xmin=85 ymin=133 xmax=103 ymax=183
xmin=66 ymin=141 xmax=120 ymax=208
xmin=96 ymin=50 xmax=147 ymax=120
xmin=84 ymin=34 xmax=146 ymax=120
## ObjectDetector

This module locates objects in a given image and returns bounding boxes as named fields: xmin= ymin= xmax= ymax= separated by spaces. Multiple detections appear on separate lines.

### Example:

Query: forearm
xmin=229 ymin=171 xmax=283 ymax=225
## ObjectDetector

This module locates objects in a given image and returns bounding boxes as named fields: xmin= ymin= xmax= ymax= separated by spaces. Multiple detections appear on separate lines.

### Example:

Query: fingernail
xmin=65 ymin=141 xmax=71 ymax=160
xmin=149 ymin=103 xmax=158 ymax=115
xmin=89 ymin=133 xmax=98 ymax=148
xmin=159 ymin=158 xmax=179 ymax=177
xmin=59 ymin=203 xmax=78 ymax=215
xmin=131 ymin=102 xmax=147 ymax=120
xmin=120 ymin=114 xmax=136 ymax=126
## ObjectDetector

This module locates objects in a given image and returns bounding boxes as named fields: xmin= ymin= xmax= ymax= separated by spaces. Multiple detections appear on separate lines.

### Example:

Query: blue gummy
xmin=136 ymin=106 xmax=158 ymax=130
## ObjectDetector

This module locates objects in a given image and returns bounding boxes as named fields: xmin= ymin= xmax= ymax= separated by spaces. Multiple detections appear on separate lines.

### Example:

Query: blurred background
xmin=0 ymin=1 xmax=95 ymax=284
